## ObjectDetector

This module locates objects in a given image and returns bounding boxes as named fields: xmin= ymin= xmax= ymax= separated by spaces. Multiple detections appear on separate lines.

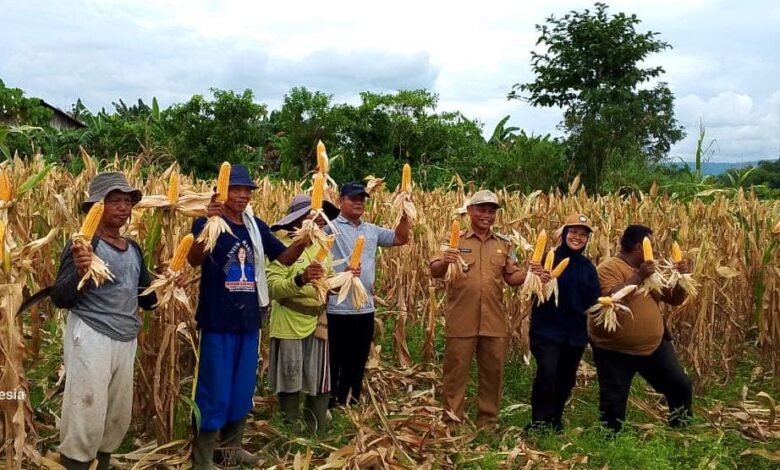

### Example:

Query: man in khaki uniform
xmin=430 ymin=190 xmax=542 ymax=428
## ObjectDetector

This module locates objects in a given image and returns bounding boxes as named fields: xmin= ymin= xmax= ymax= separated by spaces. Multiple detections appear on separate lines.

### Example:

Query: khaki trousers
xmin=58 ymin=315 xmax=136 ymax=462
xmin=442 ymin=336 xmax=507 ymax=426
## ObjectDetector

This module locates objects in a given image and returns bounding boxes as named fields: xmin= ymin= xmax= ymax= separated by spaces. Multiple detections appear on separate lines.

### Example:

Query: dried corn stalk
xmin=586 ymin=285 xmax=637 ymax=332
xmin=73 ymin=202 xmax=114 ymax=289
xmin=196 ymin=162 xmax=234 ymax=252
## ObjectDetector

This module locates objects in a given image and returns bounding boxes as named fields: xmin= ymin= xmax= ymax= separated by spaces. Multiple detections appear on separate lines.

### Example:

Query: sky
xmin=2 ymin=0 xmax=779 ymax=162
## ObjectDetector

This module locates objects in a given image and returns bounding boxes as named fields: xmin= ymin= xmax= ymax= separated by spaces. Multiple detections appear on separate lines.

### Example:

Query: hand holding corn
xmin=441 ymin=249 xmax=460 ymax=265
xmin=72 ymin=242 xmax=93 ymax=276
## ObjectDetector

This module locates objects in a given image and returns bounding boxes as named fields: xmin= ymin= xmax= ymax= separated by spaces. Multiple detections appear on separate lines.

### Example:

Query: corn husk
xmin=141 ymin=235 xmax=194 ymax=312
xmin=196 ymin=216 xmax=234 ymax=253
xmin=72 ymin=233 xmax=115 ymax=290
xmin=586 ymin=285 xmax=637 ymax=332
xmin=660 ymin=260 xmax=700 ymax=298
xmin=543 ymin=257 xmax=570 ymax=307
xmin=390 ymin=164 xmax=417 ymax=227
xmin=312 ymin=235 xmax=335 ymax=302
xmin=327 ymin=271 xmax=369 ymax=309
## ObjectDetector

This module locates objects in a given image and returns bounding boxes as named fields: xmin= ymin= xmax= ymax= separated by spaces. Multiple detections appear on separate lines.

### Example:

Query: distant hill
xmin=678 ymin=161 xmax=762 ymax=176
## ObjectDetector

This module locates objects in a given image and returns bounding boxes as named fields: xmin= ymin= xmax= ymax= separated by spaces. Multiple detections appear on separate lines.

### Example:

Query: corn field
xmin=0 ymin=151 xmax=779 ymax=468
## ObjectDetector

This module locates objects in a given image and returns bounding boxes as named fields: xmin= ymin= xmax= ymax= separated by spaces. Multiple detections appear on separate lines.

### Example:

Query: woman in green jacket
xmin=267 ymin=194 xmax=339 ymax=433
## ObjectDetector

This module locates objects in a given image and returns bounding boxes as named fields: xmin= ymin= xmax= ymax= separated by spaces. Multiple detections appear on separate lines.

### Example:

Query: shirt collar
xmin=336 ymin=214 xmax=361 ymax=227
xmin=465 ymin=226 xmax=498 ymax=241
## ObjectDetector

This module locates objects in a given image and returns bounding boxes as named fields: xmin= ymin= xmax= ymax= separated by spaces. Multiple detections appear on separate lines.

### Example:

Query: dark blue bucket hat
xmin=227 ymin=164 xmax=258 ymax=189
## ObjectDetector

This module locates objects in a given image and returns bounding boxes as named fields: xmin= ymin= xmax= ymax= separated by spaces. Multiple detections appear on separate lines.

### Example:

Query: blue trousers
xmin=194 ymin=330 xmax=259 ymax=432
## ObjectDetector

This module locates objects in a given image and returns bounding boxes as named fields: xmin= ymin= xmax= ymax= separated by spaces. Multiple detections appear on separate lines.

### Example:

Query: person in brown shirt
xmin=430 ymin=190 xmax=544 ymax=428
xmin=589 ymin=224 xmax=693 ymax=432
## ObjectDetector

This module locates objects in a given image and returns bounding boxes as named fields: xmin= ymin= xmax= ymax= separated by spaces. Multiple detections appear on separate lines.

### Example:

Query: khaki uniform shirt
xmin=588 ymin=256 xmax=664 ymax=356
xmin=432 ymin=228 xmax=519 ymax=338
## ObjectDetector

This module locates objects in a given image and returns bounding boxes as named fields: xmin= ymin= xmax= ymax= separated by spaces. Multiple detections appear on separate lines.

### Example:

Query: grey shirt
xmin=71 ymin=240 xmax=143 ymax=341
xmin=325 ymin=215 xmax=395 ymax=315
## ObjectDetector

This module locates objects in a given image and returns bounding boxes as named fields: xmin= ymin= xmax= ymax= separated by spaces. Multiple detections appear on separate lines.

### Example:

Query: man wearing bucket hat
xmin=430 ymin=190 xmax=541 ymax=429
xmin=528 ymin=214 xmax=600 ymax=433
xmin=51 ymin=172 xmax=157 ymax=470
xmin=325 ymin=181 xmax=411 ymax=408
xmin=186 ymin=164 xmax=311 ymax=469
xmin=266 ymin=195 xmax=340 ymax=434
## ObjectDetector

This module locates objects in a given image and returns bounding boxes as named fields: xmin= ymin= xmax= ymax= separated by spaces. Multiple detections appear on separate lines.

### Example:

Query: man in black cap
xmin=325 ymin=181 xmax=411 ymax=407
xmin=51 ymin=172 xmax=157 ymax=470
xmin=186 ymin=164 xmax=311 ymax=469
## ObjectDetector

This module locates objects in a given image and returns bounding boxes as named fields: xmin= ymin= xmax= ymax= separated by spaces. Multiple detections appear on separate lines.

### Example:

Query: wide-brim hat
xmin=81 ymin=172 xmax=142 ymax=212
xmin=270 ymin=194 xmax=340 ymax=231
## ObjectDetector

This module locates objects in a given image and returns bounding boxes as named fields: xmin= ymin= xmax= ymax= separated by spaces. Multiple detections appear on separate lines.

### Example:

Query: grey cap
xmin=467 ymin=190 xmax=500 ymax=207
xmin=270 ymin=194 xmax=340 ymax=231
xmin=81 ymin=172 xmax=142 ymax=212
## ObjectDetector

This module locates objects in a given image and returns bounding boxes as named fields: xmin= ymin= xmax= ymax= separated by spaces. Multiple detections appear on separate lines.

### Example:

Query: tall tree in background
xmin=509 ymin=2 xmax=684 ymax=190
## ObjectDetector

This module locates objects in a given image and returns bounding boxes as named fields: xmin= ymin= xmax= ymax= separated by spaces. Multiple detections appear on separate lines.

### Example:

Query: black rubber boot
xmin=303 ymin=394 xmax=331 ymax=434
xmin=219 ymin=418 xmax=261 ymax=467
xmin=278 ymin=392 xmax=302 ymax=427
xmin=192 ymin=430 xmax=219 ymax=470
xmin=96 ymin=452 xmax=111 ymax=470
xmin=59 ymin=454 xmax=92 ymax=470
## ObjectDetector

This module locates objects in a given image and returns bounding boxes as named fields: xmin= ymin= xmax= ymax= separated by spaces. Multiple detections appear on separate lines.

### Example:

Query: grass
xmin=21 ymin=311 xmax=780 ymax=468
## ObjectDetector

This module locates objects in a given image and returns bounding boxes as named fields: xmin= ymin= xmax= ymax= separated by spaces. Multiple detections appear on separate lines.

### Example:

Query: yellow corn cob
xmin=216 ymin=162 xmax=231 ymax=202
xmin=671 ymin=241 xmax=683 ymax=263
xmin=401 ymin=163 xmax=412 ymax=193
xmin=317 ymin=140 xmax=328 ymax=173
xmin=551 ymin=257 xmax=570 ymax=279
xmin=315 ymin=235 xmax=335 ymax=263
xmin=449 ymin=220 xmax=460 ymax=248
xmin=350 ymin=235 xmax=365 ymax=269
xmin=0 ymin=220 xmax=5 ymax=259
xmin=598 ymin=296 xmax=614 ymax=306
xmin=642 ymin=237 xmax=654 ymax=262
xmin=167 ymin=171 xmax=180 ymax=205
xmin=311 ymin=173 xmax=324 ymax=210
xmin=0 ymin=170 xmax=11 ymax=201
xmin=81 ymin=202 xmax=104 ymax=239
xmin=170 ymin=234 xmax=194 ymax=272
xmin=544 ymin=250 xmax=554 ymax=271
xmin=532 ymin=230 xmax=547 ymax=263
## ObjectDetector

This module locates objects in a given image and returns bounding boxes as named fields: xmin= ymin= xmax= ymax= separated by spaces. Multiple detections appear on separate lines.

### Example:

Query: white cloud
xmin=1 ymin=0 xmax=778 ymax=162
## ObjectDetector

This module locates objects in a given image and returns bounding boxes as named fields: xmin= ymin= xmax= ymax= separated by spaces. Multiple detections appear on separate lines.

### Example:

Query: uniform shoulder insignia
xmin=493 ymin=232 xmax=511 ymax=242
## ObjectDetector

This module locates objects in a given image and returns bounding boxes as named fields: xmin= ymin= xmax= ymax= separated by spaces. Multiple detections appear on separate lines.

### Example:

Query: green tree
xmin=509 ymin=2 xmax=684 ymax=191
xmin=163 ymin=89 xmax=270 ymax=177
xmin=270 ymin=87 xmax=335 ymax=179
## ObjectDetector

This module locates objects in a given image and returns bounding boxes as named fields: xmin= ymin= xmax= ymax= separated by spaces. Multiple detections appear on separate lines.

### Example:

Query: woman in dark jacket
xmin=528 ymin=214 xmax=600 ymax=432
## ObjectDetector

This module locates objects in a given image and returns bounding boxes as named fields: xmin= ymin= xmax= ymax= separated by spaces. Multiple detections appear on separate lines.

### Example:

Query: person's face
xmin=225 ymin=186 xmax=252 ymax=213
xmin=565 ymin=226 xmax=590 ymax=251
xmin=467 ymin=204 xmax=498 ymax=231
xmin=238 ymin=247 xmax=247 ymax=262
xmin=629 ymin=234 xmax=653 ymax=261
xmin=101 ymin=190 xmax=133 ymax=229
xmin=340 ymin=194 xmax=366 ymax=219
